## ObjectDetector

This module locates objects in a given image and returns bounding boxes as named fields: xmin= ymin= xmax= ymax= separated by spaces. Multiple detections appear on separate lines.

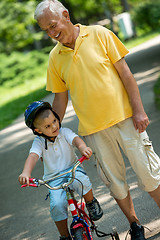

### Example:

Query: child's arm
xmin=18 ymin=152 xmax=39 ymax=186
xmin=72 ymin=136 xmax=92 ymax=158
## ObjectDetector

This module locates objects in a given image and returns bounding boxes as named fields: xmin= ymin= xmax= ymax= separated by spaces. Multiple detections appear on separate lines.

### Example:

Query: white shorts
xmin=85 ymin=118 xmax=160 ymax=199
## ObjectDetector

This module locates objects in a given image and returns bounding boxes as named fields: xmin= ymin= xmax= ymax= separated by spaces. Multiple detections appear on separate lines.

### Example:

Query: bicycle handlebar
xmin=21 ymin=156 xmax=87 ymax=190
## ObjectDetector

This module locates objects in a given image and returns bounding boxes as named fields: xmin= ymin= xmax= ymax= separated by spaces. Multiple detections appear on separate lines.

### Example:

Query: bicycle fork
xmin=66 ymin=188 xmax=93 ymax=240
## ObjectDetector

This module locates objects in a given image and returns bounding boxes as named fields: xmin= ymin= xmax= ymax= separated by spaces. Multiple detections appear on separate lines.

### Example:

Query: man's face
xmin=38 ymin=9 xmax=73 ymax=47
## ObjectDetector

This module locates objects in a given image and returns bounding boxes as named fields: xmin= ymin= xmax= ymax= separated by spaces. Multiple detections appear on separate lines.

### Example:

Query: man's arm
xmin=114 ymin=57 xmax=149 ymax=133
xmin=52 ymin=91 xmax=68 ymax=122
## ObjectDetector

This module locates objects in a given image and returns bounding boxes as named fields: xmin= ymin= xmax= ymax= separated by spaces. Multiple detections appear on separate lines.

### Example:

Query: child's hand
xmin=18 ymin=173 xmax=30 ymax=186
xmin=81 ymin=146 xmax=92 ymax=159
xmin=72 ymin=136 xmax=93 ymax=159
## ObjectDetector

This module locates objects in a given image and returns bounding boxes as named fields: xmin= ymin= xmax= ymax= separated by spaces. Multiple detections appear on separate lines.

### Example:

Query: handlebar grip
xmin=21 ymin=183 xmax=38 ymax=188
xmin=21 ymin=178 xmax=37 ymax=188
xmin=78 ymin=156 xmax=87 ymax=163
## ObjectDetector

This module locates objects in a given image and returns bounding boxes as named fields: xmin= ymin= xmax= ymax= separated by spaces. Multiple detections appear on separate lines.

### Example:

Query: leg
xmin=148 ymin=185 xmax=160 ymax=208
xmin=84 ymin=190 xmax=103 ymax=221
xmin=84 ymin=125 xmax=140 ymax=225
xmin=71 ymin=170 xmax=103 ymax=221
xmin=49 ymin=178 xmax=70 ymax=237
xmin=83 ymin=189 xmax=94 ymax=203
xmin=55 ymin=219 xmax=70 ymax=237
xmin=115 ymin=191 xmax=140 ymax=225
xmin=115 ymin=192 xmax=147 ymax=239
xmin=117 ymin=120 xmax=160 ymax=206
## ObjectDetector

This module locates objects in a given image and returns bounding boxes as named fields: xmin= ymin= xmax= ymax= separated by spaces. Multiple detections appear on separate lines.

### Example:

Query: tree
xmin=0 ymin=0 xmax=44 ymax=53
xmin=0 ymin=0 xmax=155 ymax=54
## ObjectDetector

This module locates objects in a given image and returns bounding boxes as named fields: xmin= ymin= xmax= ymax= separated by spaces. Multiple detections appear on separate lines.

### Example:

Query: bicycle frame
xmin=66 ymin=186 xmax=94 ymax=240
xmin=21 ymin=156 xmax=120 ymax=240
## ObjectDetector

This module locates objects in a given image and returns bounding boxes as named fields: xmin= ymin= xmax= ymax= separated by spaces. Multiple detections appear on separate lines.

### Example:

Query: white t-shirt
xmin=30 ymin=128 xmax=78 ymax=180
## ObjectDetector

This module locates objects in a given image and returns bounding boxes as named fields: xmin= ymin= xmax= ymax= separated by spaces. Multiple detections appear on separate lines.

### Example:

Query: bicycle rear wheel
xmin=73 ymin=227 xmax=90 ymax=240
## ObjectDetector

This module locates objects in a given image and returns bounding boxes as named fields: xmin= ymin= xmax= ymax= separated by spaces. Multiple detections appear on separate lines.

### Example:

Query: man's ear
xmin=34 ymin=128 xmax=42 ymax=135
xmin=62 ymin=10 xmax=70 ymax=21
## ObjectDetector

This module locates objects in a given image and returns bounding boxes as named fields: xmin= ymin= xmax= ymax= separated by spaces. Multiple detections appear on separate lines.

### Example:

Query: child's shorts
xmin=49 ymin=166 xmax=92 ymax=222
xmin=85 ymin=118 xmax=160 ymax=200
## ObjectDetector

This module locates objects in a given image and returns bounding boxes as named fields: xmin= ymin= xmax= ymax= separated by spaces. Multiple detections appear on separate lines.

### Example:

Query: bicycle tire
xmin=73 ymin=227 xmax=90 ymax=240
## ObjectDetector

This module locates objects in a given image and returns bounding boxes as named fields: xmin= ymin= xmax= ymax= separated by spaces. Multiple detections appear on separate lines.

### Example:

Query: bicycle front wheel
xmin=73 ymin=227 xmax=90 ymax=240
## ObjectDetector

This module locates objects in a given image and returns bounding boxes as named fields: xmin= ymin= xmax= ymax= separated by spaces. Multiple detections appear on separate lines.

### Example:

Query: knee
xmin=148 ymin=185 xmax=160 ymax=208
xmin=50 ymin=196 xmax=68 ymax=221
xmin=50 ymin=195 xmax=67 ymax=211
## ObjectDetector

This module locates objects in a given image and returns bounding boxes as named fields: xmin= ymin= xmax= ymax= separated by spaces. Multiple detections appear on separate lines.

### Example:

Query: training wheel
xmin=112 ymin=226 xmax=120 ymax=240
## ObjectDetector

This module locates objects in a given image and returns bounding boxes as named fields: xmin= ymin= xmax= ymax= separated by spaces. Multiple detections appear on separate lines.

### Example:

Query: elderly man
xmin=34 ymin=1 xmax=160 ymax=239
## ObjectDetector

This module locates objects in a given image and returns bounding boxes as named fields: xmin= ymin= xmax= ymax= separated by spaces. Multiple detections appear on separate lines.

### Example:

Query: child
xmin=18 ymin=101 xmax=103 ymax=240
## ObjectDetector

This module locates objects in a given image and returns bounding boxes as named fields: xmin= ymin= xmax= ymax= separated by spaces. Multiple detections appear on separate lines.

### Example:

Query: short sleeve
xmin=46 ymin=52 xmax=68 ymax=93
xmin=60 ymin=128 xmax=78 ymax=145
xmin=29 ymin=137 xmax=43 ymax=159
xmin=106 ymin=30 xmax=129 ymax=63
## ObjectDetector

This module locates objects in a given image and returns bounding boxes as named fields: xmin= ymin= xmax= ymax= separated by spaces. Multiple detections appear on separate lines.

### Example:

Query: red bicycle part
xmin=21 ymin=178 xmax=37 ymax=188
xmin=79 ymin=156 xmax=87 ymax=164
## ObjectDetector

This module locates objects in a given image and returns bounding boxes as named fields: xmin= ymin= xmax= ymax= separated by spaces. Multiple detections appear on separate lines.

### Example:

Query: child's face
xmin=34 ymin=111 xmax=59 ymax=140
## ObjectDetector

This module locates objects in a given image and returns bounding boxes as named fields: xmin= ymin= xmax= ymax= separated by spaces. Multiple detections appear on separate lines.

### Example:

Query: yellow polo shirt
xmin=46 ymin=24 xmax=132 ymax=136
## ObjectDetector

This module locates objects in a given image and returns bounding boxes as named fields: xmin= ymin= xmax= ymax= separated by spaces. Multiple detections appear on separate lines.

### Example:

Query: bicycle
xmin=21 ymin=156 xmax=120 ymax=240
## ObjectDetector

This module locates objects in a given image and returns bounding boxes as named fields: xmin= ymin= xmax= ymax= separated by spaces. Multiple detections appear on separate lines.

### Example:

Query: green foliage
xmin=122 ymin=31 xmax=159 ymax=49
xmin=0 ymin=47 xmax=53 ymax=86
xmin=0 ymin=0 xmax=155 ymax=54
xmin=0 ymin=0 xmax=44 ymax=53
xmin=0 ymin=48 xmax=53 ymax=129
xmin=154 ymin=75 xmax=160 ymax=110
xmin=131 ymin=1 xmax=160 ymax=32
xmin=0 ymin=88 xmax=48 ymax=129
xmin=63 ymin=0 xmax=122 ymax=24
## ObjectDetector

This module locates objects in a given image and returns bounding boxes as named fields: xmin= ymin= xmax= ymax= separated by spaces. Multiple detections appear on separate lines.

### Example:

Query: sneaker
xmin=59 ymin=236 xmax=72 ymax=240
xmin=86 ymin=197 xmax=103 ymax=221
xmin=129 ymin=222 xmax=146 ymax=240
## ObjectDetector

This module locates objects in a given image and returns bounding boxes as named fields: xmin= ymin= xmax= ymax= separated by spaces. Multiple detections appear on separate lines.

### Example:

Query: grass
xmin=0 ymin=31 xmax=160 ymax=130
xmin=0 ymin=48 xmax=52 ymax=129
xmin=0 ymin=79 xmax=47 ymax=128
xmin=154 ymin=75 xmax=160 ymax=110
xmin=122 ymin=31 xmax=160 ymax=49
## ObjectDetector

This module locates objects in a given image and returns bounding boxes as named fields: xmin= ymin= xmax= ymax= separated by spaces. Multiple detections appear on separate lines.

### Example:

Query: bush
xmin=131 ymin=1 xmax=160 ymax=33
xmin=154 ymin=75 xmax=160 ymax=110
xmin=0 ymin=47 xmax=52 ymax=86
xmin=0 ymin=48 xmax=53 ymax=129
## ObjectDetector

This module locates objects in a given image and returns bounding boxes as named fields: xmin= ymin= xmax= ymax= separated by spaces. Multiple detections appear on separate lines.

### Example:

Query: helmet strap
xmin=31 ymin=111 xmax=61 ymax=150
xmin=33 ymin=130 xmax=56 ymax=150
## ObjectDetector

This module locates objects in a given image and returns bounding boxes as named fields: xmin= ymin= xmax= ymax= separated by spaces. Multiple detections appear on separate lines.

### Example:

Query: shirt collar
xmin=58 ymin=24 xmax=89 ymax=54
xmin=39 ymin=129 xmax=62 ymax=145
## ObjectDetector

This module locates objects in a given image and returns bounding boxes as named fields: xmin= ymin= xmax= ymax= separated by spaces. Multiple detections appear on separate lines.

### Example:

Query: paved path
xmin=0 ymin=36 xmax=160 ymax=240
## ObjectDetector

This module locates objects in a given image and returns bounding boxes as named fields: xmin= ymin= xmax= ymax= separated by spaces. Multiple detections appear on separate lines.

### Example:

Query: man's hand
xmin=132 ymin=112 xmax=150 ymax=133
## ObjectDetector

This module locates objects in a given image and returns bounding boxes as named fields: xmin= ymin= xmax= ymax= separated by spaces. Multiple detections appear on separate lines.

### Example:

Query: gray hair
xmin=34 ymin=0 xmax=68 ymax=21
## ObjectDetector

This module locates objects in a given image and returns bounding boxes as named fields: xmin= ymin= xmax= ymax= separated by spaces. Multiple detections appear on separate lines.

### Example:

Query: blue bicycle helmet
xmin=24 ymin=101 xmax=52 ymax=129
xmin=25 ymin=101 xmax=61 ymax=150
